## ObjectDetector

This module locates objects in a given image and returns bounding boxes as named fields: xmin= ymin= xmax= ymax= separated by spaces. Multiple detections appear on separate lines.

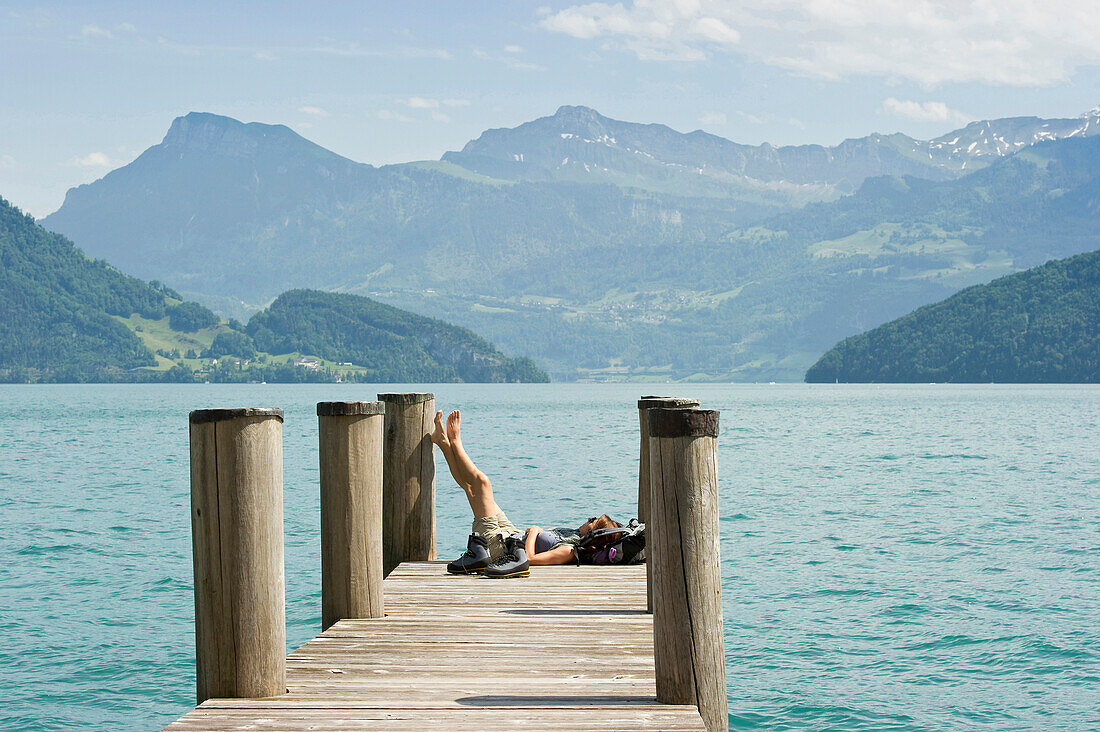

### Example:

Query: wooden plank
xmin=165 ymin=562 xmax=706 ymax=731
xmin=383 ymin=562 xmax=645 ymax=577
xmin=319 ymin=619 xmax=653 ymax=630
xmin=200 ymin=688 xmax=664 ymax=709
xmin=166 ymin=707 xmax=707 ymax=731
xmin=283 ymin=680 xmax=655 ymax=688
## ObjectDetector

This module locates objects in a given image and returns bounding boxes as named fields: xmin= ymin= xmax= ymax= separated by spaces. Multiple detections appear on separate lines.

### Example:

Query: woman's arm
xmin=527 ymin=545 xmax=575 ymax=566
xmin=521 ymin=526 xmax=576 ymax=566
xmin=523 ymin=526 xmax=542 ymax=559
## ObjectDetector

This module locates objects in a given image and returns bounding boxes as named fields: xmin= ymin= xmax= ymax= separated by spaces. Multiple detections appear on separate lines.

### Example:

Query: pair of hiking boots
xmin=447 ymin=532 xmax=530 ymax=578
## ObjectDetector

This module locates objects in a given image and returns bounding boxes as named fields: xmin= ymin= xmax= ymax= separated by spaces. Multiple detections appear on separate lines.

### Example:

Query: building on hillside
xmin=291 ymin=357 xmax=321 ymax=370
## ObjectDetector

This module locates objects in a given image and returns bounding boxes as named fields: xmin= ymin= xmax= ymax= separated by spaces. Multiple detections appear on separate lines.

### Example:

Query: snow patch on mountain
xmin=441 ymin=103 xmax=1100 ymax=198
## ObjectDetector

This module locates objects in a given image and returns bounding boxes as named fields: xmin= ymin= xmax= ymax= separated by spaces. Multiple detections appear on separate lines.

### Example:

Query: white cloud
xmin=737 ymin=111 xmax=764 ymax=125
xmin=540 ymin=0 xmax=733 ymax=61
xmin=0 ymin=153 xmax=15 ymax=169
xmin=508 ymin=59 xmax=545 ymax=70
xmin=699 ymin=111 xmax=727 ymax=125
xmin=298 ymin=105 xmax=329 ymax=117
xmin=81 ymin=24 xmax=113 ymax=39
xmin=296 ymin=122 xmax=313 ymax=130
xmin=117 ymin=22 xmax=137 ymax=33
xmin=541 ymin=0 xmax=1100 ymax=87
xmin=392 ymin=98 xmax=467 ymax=121
xmin=404 ymin=47 xmax=452 ymax=60
xmin=67 ymin=152 xmax=113 ymax=167
xmin=400 ymin=96 xmax=439 ymax=109
xmin=504 ymin=44 xmax=525 ymax=53
xmin=883 ymin=98 xmax=970 ymax=124
xmin=310 ymin=41 xmax=451 ymax=60
xmin=254 ymin=50 xmax=276 ymax=61
xmin=377 ymin=109 xmax=414 ymax=122
xmin=472 ymin=47 xmax=547 ymax=70
xmin=689 ymin=16 xmax=739 ymax=45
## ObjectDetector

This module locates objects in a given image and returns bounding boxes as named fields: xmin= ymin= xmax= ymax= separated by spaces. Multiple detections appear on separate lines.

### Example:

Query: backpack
xmin=575 ymin=519 xmax=646 ymax=565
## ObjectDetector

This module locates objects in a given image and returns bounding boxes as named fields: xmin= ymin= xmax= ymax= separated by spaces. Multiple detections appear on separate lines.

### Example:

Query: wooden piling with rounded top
xmin=377 ymin=392 xmax=436 ymax=576
xmin=188 ymin=407 xmax=286 ymax=704
xmin=317 ymin=401 xmax=386 ymax=630
xmin=638 ymin=396 xmax=700 ymax=613
xmin=647 ymin=407 xmax=727 ymax=732
xmin=638 ymin=397 xmax=701 ymax=523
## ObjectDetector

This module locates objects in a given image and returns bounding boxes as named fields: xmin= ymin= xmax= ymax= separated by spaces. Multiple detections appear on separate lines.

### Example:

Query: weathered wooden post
xmin=638 ymin=396 xmax=700 ymax=612
xmin=647 ymin=407 xmax=727 ymax=732
xmin=377 ymin=392 xmax=436 ymax=576
xmin=317 ymin=401 xmax=385 ymax=630
xmin=188 ymin=407 xmax=286 ymax=704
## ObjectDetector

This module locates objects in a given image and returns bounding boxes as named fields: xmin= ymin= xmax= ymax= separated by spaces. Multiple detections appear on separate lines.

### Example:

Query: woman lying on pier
xmin=431 ymin=409 xmax=621 ymax=579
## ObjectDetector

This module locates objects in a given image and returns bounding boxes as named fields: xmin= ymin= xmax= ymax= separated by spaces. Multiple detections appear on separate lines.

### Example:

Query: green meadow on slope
xmin=0 ymin=197 xmax=547 ymax=383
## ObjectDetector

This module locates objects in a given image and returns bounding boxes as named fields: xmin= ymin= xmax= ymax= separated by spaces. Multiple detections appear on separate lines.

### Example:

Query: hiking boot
xmin=484 ymin=535 xmax=530 ymax=579
xmin=447 ymin=533 xmax=491 ymax=575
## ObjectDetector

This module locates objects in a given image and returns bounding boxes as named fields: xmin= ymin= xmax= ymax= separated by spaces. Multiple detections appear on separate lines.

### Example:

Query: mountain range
xmin=445 ymin=104 xmax=1100 ymax=191
xmin=41 ymin=105 xmax=1100 ymax=380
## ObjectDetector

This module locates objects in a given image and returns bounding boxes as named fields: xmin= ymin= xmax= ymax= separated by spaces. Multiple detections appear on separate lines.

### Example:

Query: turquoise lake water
xmin=1 ymin=383 xmax=1098 ymax=730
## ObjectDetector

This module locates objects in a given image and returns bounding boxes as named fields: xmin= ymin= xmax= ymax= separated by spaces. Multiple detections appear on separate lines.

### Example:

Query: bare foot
xmin=430 ymin=410 xmax=449 ymax=448
xmin=446 ymin=410 xmax=461 ymax=444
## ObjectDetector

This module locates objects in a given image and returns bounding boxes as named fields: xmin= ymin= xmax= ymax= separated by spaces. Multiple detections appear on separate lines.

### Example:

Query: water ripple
xmin=2 ymin=383 xmax=1098 ymax=731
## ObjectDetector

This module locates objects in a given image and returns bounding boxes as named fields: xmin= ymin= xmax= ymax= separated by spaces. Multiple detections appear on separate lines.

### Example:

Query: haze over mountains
xmin=807 ymin=250 xmax=1100 ymax=383
xmin=42 ymin=105 xmax=1100 ymax=380
xmin=445 ymin=105 xmax=1100 ymax=191
xmin=0 ymin=196 xmax=543 ymax=383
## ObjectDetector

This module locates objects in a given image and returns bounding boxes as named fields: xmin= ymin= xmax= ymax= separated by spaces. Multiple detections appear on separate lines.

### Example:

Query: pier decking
xmin=165 ymin=561 xmax=707 ymax=731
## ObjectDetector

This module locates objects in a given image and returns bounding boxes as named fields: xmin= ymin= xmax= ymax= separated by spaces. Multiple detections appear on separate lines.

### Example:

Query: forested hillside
xmin=805 ymin=250 xmax=1100 ymax=383
xmin=248 ymin=290 xmax=547 ymax=383
xmin=0 ymin=197 xmax=547 ymax=383
xmin=0 ymin=196 xmax=161 ymax=380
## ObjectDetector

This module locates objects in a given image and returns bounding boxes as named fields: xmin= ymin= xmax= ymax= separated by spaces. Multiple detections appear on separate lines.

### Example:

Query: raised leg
xmin=430 ymin=410 xmax=501 ymax=519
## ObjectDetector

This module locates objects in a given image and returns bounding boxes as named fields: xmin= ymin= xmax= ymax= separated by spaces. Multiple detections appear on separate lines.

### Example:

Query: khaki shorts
xmin=472 ymin=511 xmax=519 ymax=560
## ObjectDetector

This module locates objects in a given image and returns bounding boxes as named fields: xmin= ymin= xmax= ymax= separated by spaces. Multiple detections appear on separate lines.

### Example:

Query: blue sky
xmin=2 ymin=0 xmax=1097 ymax=216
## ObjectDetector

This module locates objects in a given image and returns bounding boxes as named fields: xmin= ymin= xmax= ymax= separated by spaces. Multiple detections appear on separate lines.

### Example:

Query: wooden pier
xmin=172 ymin=396 xmax=726 ymax=731
xmin=165 ymin=561 xmax=706 ymax=731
